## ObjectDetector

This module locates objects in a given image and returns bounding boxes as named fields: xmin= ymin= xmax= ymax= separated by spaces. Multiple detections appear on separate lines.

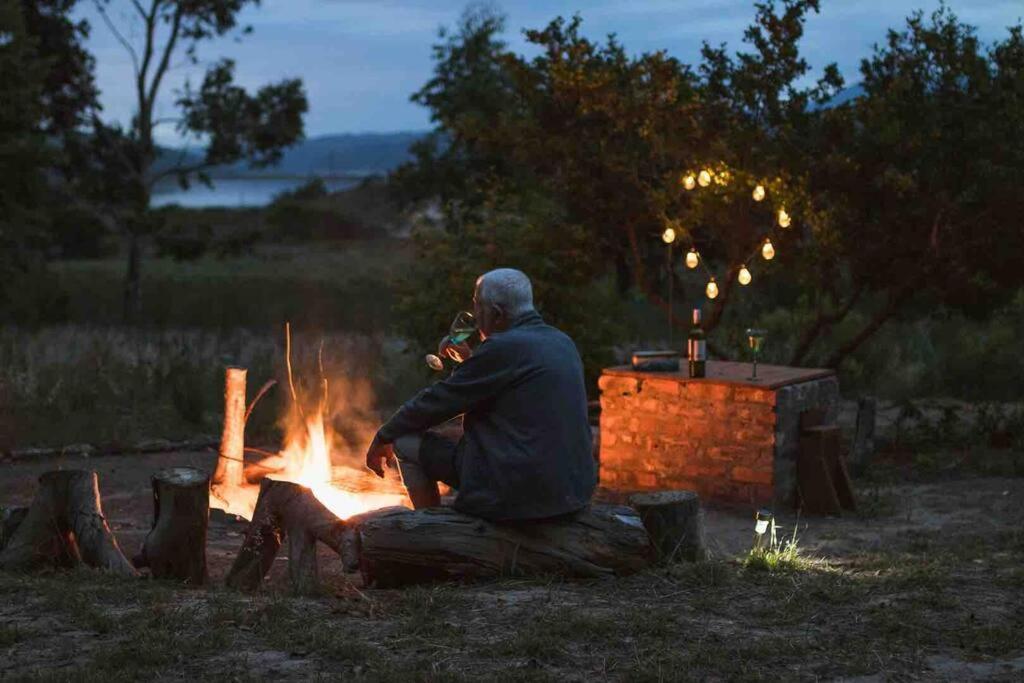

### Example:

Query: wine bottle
xmin=688 ymin=308 xmax=706 ymax=378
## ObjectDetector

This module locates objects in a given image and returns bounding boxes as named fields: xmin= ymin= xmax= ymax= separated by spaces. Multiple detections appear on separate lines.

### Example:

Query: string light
xmin=706 ymin=278 xmax=719 ymax=299
xmin=762 ymin=239 xmax=775 ymax=261
xmin=685 ymin=248 xmax=700 ymax=269
xmin=662 ymin=227 xmax=676 ymax=244
xmin=738 ymin=265 xmax=752 ymax=286
xmin=682 ymin=174 xmax=696 ymax=190
xmin=752 ymin=184 xmax=766 ymax=202
xmin=698 ymin=170 xmax=712 ymax=187
xmin=777 ymin=208 xmax=791 ymax=228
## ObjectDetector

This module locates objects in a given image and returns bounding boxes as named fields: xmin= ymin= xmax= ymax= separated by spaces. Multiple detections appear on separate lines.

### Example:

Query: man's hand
xmin=438 ymin=337 xmax=472 ymax=364
xmin=365 ymin=433 xmax=396 ymax=478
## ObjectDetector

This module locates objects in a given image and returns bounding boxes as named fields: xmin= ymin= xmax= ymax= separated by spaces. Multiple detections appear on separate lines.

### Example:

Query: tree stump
xmin=344 ymin=504 xmax=652 ymax=588
xmin=225 ymin=478 xmax=347 ymax=595
xmin=627 ymin=491 xmax=707 ymax=562
xmin=134 ymin=467 xmax=210 ymax=584
xmin=0 ymin=470 xmax=137 ymax=576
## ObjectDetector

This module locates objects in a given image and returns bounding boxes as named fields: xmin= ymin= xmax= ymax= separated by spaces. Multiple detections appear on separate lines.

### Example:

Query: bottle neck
xmin=692 ymin=309 xmax=702 ymax=325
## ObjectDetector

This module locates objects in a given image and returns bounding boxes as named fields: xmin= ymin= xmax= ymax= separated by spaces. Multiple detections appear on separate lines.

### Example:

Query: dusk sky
xmin=75 ymin=1 xmax=1024 ymax=147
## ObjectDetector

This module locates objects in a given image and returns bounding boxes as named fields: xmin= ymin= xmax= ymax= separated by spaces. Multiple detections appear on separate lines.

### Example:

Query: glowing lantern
xmin=738 ymin=265 xmax=752 ymax=286
xmin=777 ymin=208 xmax=791 ymax=228
xmin=661 ymin=227 xmax=676 ymax=244
xmin=698 ymin=170 xmax=712 ymax=187
xmin=752 ymin=184 xmax=766 ymax=202
xmin=705 ymin=278 xmax=719 ymax=299
xmin=685 ymin=248 xmax=700 ymax=269
xmin=761 ymin=239 xmax=775 ymax=261
xmin=682 ymin=174 xmax=696 ymax=190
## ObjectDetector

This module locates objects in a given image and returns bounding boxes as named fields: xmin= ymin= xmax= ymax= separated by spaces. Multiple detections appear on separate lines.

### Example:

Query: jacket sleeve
xmin=376 ymin=338 xmax=519 ymax=443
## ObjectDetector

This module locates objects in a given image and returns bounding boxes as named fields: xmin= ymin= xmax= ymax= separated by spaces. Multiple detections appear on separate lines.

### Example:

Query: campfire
xmin=208 ymin=327 xmax=410 ymax=521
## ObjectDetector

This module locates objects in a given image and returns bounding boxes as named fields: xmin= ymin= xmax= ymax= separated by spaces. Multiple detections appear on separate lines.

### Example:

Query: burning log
xmin=628 ymin=491 xmax=708 ymax=562
xmin=0 ymin=470 xmax=137 ymax=576
xmin=212 ymin=367 xmax=247 ymax=502
xmin=225 ymin=478 xmax=347 ymax=595
xmin=134 ymin=467 xmax=210 ymax=584
xmin=343 ymin=504 xmax=652 ymax=588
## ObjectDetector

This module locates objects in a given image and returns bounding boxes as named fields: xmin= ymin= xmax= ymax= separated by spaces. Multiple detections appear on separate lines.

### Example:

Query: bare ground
xmin=0 ymin=448 xmax=1022 ymax=682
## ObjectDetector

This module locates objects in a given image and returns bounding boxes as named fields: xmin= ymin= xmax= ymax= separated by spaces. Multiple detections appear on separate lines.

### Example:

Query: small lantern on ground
xmin=753 ymin=509 xmax=776 ymax=553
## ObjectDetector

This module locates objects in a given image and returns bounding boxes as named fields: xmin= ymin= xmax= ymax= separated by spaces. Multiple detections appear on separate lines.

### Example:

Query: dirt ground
xmin=0 ymin=447 xmax=1022 ymax=682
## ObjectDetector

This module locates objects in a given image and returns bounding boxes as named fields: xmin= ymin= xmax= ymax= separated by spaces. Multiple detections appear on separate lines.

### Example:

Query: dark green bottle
xmin=687 ymin=308 xmax=706 ymax=378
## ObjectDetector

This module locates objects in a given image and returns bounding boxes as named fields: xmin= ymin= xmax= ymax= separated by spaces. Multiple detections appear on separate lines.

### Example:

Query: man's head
xmin=473 ymin=268 xmax=534 ymax=338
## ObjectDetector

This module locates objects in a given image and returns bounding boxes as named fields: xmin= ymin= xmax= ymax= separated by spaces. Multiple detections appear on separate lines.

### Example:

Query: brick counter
xmin=598 ymin=361 xmax=838 ymax=507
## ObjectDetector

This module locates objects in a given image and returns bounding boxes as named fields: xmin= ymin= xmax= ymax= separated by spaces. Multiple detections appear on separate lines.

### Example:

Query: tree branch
xmin=147 ymin=7 xmax=183 ymax=121
xmin=92 ymin=0 xmax=140 ymax=78
xmin=788 ymin=282 xmax=865 ymax=366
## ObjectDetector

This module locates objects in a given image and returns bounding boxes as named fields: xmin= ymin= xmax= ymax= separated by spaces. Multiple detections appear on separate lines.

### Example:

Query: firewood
xmin=0 ymin=470 xmax=137 ymax=576
xmin=212 ymin=367 xmax=247 ymax=502
xmin=225 ymin=478 xmax=347 ymax=595
xmin=134 ymin=467 xmax=210 ymax=584
xmin=628 ymin=490 xmax=708 ymax=562
xmin=344 ymin=505 xmax=652 ymax=588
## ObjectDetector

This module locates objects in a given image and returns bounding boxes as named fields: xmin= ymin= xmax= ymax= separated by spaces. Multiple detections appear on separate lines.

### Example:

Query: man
xmin=364 ymin=268 xmax=596 ymax=521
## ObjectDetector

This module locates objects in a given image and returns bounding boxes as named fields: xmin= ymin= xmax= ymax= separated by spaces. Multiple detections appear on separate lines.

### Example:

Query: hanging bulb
xmin=661 ymin=227 xmax=676 ymax=244
xmin=761 ymin=238 xmax=775 ymax=261
xmin=777 ymin=208 xmax=791 ymax=228
xmin=698 ymin=169 xmax=712 ymax=187
xmin=682 ymin=174 xmax=696 ymax=190
xmin=685 ymin=248 xmax=700 ymax=269
xmin=752 ymin=184 xmax=766 ymax=202
xmin=706 ymin=278 xmax=719 ymax=299
xmin=738 ymin=265 xmax=752 ymax=286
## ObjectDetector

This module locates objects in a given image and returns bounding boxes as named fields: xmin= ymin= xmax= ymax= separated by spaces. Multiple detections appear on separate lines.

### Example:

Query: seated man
xmin=364 ymin=268 xmax=596 ymax=521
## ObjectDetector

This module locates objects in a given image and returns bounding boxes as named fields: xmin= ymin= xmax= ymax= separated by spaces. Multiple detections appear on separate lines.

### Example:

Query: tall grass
xmin=0 ymin=325 xmax=427 ymax=449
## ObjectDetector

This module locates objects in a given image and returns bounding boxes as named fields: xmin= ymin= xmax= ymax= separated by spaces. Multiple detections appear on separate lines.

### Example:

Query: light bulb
xmin=682 ymin=174 xmax=696 ymax=190
xmin=661 ymin=227 xmax=676 ymax=244
xmin=761 ymin=239 xmax=775 ymax=260
xmin=706 ymin=278 xmax=719 ymax=299
xmin=752 ymin=184 xmax=766 ymax=202
xmin=738 ymin=265 xmax=752 ymax=286
xmin=685 ymin=249 xmax=699 ymax=269
xmin=698 ymin=170 xmax=712 ymax=187
xmin=778 ymin=208 xmax=791 ymax=228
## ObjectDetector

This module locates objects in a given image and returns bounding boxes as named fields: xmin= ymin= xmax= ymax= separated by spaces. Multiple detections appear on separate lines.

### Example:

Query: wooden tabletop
xmin=604 ymin=360 xmax=835 ymax=390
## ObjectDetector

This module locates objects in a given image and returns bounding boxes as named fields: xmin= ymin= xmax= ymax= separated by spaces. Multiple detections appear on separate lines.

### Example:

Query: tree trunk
xmin=345 ymin=504 xmax=652 ymax=588
xmin=628 ymin=491 xmax=707 ymax=562
xmin=122 ymin=231 xmax=142 ymax=323
xmin=848 ymin=397 xmax=877 ymax=476
xmin=134 ymin=467 xmax=210 ymax=584
xmin=211 ymin=367 xmax=247 ymax=509
xmin=225 ymin=478 xmax=347 ymax=595
xmin=0 ymin=470 xmax=137 ymax=575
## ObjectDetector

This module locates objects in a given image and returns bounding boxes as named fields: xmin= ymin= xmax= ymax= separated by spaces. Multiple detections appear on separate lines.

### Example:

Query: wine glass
xmin=425 ymin=311 xmax=478 ymax=371
xmin=745 ymin=328 xmax=767 ymax=381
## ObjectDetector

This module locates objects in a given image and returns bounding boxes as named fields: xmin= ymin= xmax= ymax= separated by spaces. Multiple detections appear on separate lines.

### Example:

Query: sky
xmin=74 ymin=0 xmax=1024 ymax=147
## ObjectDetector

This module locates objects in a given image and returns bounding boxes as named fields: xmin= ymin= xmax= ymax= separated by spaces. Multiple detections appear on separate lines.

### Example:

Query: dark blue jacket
xmin=378 ymin=311 xmax=596 ymax=520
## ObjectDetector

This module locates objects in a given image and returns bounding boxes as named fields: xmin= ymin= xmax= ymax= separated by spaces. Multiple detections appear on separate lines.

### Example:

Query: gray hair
xmin=476 ymin=268 xmax=534 ymax=317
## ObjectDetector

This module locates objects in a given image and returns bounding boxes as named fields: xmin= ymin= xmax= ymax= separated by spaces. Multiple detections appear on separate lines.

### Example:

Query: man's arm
xmin=377 ymin=338 xmax=517 ymax=443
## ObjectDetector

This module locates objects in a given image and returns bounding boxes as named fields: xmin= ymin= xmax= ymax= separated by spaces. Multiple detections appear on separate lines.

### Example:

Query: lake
xmin=151 ymin=176 xmax=362 ymax=208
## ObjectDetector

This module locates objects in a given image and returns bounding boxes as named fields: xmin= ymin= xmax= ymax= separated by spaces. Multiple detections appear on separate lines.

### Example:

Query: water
xmin=151 ymin=176 xmax=361 ymax=208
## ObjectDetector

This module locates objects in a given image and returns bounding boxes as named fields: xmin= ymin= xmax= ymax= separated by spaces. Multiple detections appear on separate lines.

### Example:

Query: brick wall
xmin=598 ymin=371 xmax=838 ymax=507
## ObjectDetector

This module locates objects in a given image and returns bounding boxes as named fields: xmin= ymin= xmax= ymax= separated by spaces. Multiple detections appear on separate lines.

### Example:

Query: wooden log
xmin=212 ymin=367 xmax=247 ymax=502
xmin=849 ymin=396 xmax=877 ymax=475
xmin=0 ymin=506 xmax=28 ymax=551
xmin=798 ymin=425 xmax=848 ymax=515
xmin=345 ymin=504 xmax=652 ymax=588
xmin=628 ymin=491 xmax=707 ymax=562
xmin=225 ymin=478 xmax=347 ymax=594
xmin=134 ymin=467 xmax=210 ymax=584
xmin=0 ymin=470 xmax=137 ymax=576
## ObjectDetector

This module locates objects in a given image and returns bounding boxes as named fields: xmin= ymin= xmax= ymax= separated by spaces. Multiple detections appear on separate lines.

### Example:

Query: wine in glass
xmin=425 ymin=311 xmax=478 ymax=371
xmin=745 ymin=328 xmax=767 ymax=381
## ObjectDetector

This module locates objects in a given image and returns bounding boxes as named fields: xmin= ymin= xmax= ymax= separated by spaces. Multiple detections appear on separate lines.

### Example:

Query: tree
xmin=80 ymin=0 xmax=307 ymax=321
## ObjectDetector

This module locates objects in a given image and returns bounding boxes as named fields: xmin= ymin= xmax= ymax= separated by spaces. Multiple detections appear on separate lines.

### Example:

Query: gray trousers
xmin=393 ymin=430 xmax=460 ymax=510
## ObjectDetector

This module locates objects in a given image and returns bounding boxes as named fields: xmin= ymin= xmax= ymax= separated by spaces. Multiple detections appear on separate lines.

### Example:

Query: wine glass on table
xmin=425 ymin=311 xmax=478 ymax=371
xmin=745 ymin=328 xmax=767 ymax=381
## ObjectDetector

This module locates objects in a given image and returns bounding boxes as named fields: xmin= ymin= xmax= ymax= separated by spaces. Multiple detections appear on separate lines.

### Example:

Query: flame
xmin=210 ymin=345 xmax=410 ymax=521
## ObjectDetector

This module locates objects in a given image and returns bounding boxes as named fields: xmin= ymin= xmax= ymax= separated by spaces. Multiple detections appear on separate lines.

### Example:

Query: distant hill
xmin=156 ymin=131 xmax=430 ymax=179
